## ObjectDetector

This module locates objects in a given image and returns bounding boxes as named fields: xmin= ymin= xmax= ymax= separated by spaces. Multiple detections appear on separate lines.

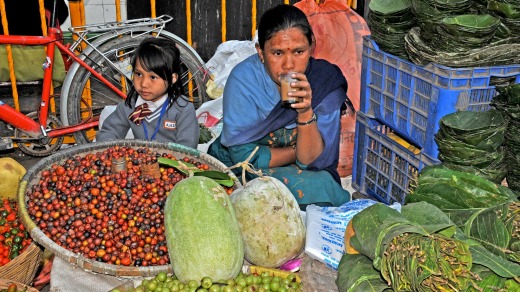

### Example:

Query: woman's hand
xmin=289 ymin=72 xmax=312 ymax=113
xmin=285 ymin=72 xmax=325 ymax=165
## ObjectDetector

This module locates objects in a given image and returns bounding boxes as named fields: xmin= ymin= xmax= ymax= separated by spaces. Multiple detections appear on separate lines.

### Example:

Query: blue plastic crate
xmin=361 ymin=35 xmax=520 ymax=158
xmin=352 ymin=112 xmax=440 ymax=205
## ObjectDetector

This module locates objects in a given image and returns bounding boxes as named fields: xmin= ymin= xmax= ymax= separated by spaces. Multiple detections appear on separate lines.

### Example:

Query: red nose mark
xmin=287 ymin=48 xmax=290 ymax=50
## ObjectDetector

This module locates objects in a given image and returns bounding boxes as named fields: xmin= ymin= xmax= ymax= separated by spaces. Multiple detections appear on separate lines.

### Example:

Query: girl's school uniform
xmin=96 ymin=95 xmax=199 ymax=149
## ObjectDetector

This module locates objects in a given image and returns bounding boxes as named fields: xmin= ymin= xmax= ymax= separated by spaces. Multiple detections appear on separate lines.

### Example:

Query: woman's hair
xmin=257 ymin=4 xmax=314 ymax=50
xmin=126 ymin=37 xmax=183 ymax=107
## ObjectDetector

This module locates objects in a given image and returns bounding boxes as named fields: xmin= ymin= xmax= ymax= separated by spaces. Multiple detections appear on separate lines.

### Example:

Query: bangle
xmin=296 ymin=113 xmax=317 ymax=126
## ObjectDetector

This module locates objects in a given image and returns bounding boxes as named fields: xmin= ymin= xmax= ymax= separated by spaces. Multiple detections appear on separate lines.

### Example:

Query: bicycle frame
xmin=0 ymin=14 xmax=207 ymax=151
xmin=0 ymin=27 xmax=126 ymax=138
xmin=0 ymin=26 xmax=126 ymax=140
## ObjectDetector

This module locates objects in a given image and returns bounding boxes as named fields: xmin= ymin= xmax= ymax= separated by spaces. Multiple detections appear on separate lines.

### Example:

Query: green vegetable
xmin=164 ymin=176 xmax=244 ymax=283
xmin=336 ymin=254 xmax=390 ymax=292
xmin=406 ymin=165 xmax=518 ymax=209
xmin=338 ymin=202 xmax=477 ymax=292
xmin=199 ymin=123 xmax=214 ymax=144
xmin=230 ymin=176 xmax=305 ymax=268
xmin=381 ymin=233 xmax=473 ymax=291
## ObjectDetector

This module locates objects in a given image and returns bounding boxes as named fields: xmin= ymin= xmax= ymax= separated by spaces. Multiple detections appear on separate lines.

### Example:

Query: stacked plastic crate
xmin=352 ymin=35 xmax=520 ymax=205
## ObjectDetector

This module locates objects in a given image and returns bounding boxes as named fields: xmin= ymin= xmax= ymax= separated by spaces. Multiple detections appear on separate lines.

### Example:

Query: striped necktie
xmin=128 ymin=103 xmax=152 ymax=125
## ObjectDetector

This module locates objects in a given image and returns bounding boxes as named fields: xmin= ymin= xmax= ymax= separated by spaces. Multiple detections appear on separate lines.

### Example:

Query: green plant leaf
xmin=336 ymin=253 xmax=391 ymax=292
xmin=193 ymin=171 xmax=234 ymax=187
xmin=193 ymin=170 xmax=230 ymax=180
xmin=464 ymin=205 xmax=510 ymax=251
xmin=157 ymin=157 xmax=201 ymax=175
xmin=468 ymin=264 xmax=509 ymax=292
xmin=469 ymin=244 xmax=520 ymax=278
xmin=158 ymin=157 xmax=234 ymax=187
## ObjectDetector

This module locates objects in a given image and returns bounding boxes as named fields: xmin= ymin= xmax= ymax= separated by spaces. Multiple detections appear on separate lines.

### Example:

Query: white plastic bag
xmin=205 ymin=39 xmax=257 ymax=99
xmin=305 ymin=199 xmax=401 ymax=270
xmin=196 ymin=98 xmax=224 ymax=152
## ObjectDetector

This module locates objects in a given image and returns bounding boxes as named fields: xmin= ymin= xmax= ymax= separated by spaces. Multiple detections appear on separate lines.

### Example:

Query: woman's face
xmin=256 ymin=27 xmax=312 ymax=87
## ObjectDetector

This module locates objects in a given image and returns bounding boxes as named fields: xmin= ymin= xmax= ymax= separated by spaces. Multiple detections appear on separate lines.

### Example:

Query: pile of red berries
xmin=25 ymin=146 xmax=209 ymax=267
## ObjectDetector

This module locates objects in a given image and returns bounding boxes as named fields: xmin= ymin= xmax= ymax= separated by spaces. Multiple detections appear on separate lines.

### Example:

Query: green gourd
xmin=164 ymin=176 xmax=244 ymax=283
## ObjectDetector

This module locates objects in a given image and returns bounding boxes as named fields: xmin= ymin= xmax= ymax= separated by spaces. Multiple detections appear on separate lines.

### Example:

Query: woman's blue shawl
xmin=219 ymin=54 xmax=348 ymax=182
xmin=222 ymin=54 xmax=347 ymax=145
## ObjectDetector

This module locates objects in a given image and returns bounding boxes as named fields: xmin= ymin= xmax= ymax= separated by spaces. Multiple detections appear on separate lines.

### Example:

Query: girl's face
xmin=256 ymin=27 xmax=311 ymax=87
xmin=132 ymin=58 xmax=171 ymax=102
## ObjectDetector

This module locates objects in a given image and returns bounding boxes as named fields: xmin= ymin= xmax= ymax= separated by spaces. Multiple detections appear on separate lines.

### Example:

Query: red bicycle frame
xmin=0 ymin=27 xmax=126 ymax=139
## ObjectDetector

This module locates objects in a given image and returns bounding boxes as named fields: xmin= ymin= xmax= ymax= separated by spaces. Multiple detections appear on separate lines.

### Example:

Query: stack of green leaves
xmin=492 ymin=83 xmax=520 ymax=192
xmin=434 ymin=110 xmax=509 ymax=184
xmin=411 ymin=0 xmax=474 ymax=42
xmin=367 ymin=0 xmax=415 ymax=59
xmin=431 ymin=14 xmax=501 ymax=52
xmin=404 ymin=0 xmax=520 ymax=67
xmin=405 ymin=26 xmax=520 ymax=67
xmin=335 ymin=200 xmax=520 ymax=291
xmin=403 ymin=165 xmax=520 ymax=291
xmin=406 ymin=165 xmax=517 ymax=208
xmin=488 ymin=0 xmax=520 ymax=36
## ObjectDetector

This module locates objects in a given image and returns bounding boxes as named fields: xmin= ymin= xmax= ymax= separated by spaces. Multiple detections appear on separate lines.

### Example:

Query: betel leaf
xmin=400 ymin=201 xmax=457 ymax=237
xmin=469 ymin=264 xmax=509 ymax=292
xmin=469 ymin=244 xmax=520 ymax=278
xmin=444 ymin=208 xmax=483 ymax=227
xmin=459 ymin=203 xmax=520 ymax=264
xmin=464 ymin=205 xmax=510 ymax=254
xmin=454 ymin=232 xmax=520 ymax=278
xmin=407 ymin=164 xmax=518 ymax=208
xmin=349 ymin=203 xmax=407 ymax=261
xmin=157 ymin=157 xmax=200 ymax=175
xmin=158 ymin=157 xmax=234 ymax=187
xmin=193 ymin=171 xmax=234 ymax=187
xmin=336 ymin=253 xmax=391 ymax=292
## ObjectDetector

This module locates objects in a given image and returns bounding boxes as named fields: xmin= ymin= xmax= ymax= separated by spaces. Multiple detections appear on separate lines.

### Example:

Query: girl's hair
xmin=257 ymin=4 xmax=314 ymax=50
xmin=125 ymin=37 xmax=184 ymax=107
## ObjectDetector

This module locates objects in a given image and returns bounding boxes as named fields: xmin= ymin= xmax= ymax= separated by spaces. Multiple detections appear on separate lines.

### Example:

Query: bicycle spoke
xmin=63 ymin=33 xmax=208 ymax=144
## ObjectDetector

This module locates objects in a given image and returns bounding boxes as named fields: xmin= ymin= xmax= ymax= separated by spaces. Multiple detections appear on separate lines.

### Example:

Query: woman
xmin=208 ymin=4 xmax=350 ymax=208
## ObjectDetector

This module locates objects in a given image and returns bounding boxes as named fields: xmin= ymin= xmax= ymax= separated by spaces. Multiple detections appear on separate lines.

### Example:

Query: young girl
xmin=96 ymin=37 xmax=199 ymax=149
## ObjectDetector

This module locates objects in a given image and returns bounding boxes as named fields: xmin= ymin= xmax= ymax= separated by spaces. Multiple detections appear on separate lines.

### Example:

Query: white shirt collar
xmin=135 ymin=94 xmax=168 ymax=112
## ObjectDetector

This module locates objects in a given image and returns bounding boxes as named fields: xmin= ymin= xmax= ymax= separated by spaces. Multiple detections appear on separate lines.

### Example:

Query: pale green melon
xmin=0 ymin=157 xmax=26 ymax=199
xmin=231 ymin=176 xmax=306 ymax=268
xmin=164 ymin=176 xmax=244 ymax=283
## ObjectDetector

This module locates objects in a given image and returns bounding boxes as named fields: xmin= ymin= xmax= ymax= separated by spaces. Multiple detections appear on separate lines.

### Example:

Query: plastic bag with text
xmin=305 ymin=200 xmax=401 ymax=270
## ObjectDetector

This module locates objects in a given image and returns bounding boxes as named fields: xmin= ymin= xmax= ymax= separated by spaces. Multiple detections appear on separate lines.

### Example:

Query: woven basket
xmin=17 ymin=140 xmax=240 ymax=277
xmin=0 ymin=279 xmax=39 ymax=292
xmin=0 ymin=243 xmax=43 ymax=286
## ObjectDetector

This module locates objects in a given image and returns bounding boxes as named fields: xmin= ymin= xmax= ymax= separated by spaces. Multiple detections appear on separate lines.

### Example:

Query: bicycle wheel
xmin=64 ymin=34 xmax=209 ymax=144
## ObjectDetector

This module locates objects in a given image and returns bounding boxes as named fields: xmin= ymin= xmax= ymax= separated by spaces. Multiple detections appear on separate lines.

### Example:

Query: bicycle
xmin=0 ymin=12 xmax=210 ymax=156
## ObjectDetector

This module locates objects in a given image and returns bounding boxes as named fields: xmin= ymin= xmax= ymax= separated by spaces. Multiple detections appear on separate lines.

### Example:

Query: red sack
xmin=295 ymin=0 xmax=370 ymax=177
xmin=295 ymin=0 xmax=370 ymax=111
